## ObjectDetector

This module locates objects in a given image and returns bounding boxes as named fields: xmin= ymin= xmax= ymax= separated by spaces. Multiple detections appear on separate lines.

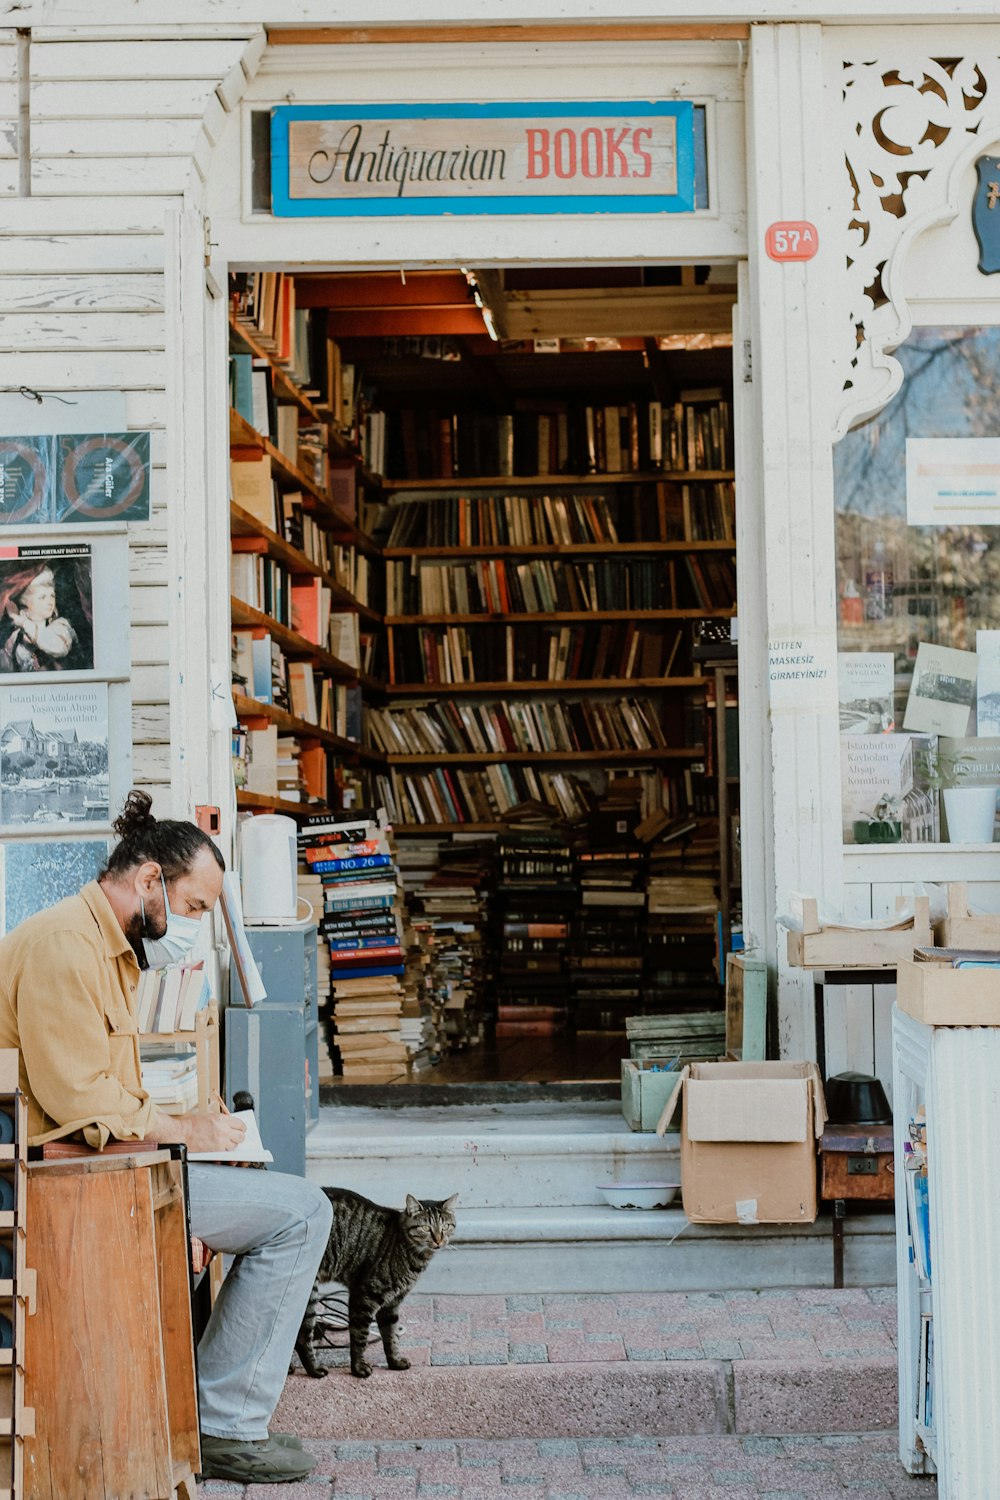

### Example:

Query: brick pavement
xmin=292 ymin=1288 xmax=899 ymax=1372
xmin=199 ymin=1432 xmax=936 ymax=1497
xmin=199 ymin=1291 xmax=919 ymax=1493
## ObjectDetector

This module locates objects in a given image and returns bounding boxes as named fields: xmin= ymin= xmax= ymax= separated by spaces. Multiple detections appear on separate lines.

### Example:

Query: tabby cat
xmin=295 ymin=1187 xmax=458 ymax=1379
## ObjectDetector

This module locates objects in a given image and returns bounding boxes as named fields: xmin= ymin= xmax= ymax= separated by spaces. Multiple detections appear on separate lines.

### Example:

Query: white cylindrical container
xmin=239 ymin=814 xmax=298 ymax=922
xmin=942 ymin=786 xmax=997 ymax=844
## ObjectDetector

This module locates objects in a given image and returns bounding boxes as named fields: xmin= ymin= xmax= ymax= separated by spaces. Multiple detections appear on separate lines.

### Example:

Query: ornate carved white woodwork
xmin=837 ymin=53 xmax=1000 ymax=439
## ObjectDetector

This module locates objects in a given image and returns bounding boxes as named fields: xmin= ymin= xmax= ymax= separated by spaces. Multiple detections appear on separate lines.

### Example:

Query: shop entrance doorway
xmin=225 ymin=260 xmax=743 ymax=1089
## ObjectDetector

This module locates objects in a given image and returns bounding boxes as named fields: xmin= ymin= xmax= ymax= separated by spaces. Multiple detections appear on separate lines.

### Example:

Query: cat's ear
xmin=405 ymin=1194 xmax=422 ymax=1215
xmin=442 ymin=1194 xmax=459 ymax=1211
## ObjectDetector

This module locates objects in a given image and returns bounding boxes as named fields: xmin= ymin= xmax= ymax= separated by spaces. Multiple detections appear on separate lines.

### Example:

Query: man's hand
xmin=156 ymin=1111 xmax=247 ymax=1155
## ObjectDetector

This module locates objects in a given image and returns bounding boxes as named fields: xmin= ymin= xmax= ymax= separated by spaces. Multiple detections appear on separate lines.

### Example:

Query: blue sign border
xmin=270 ymin=101 xmax=697 ymax=218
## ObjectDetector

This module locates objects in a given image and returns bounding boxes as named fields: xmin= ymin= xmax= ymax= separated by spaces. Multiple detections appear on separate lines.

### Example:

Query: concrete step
xmin=306 ymin=1101 xmax=895 ymax=1294
xmin=306 ymin=1101 xmax=673 ymax=1209
xmin=274 ymin=1289 xmax=900 ymax=1443
xmin=204 ymin=1432 xmax=936 ymax=1498
xmin=415 ymin=1207 xmax=896 ymax=1294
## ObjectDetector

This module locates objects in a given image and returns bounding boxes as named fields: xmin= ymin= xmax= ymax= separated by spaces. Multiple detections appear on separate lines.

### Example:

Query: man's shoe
xmin=200 ymin=1434 xmax=315 ymax=1484
xmin=270 ymin=1431 xmax=305 ymax=1451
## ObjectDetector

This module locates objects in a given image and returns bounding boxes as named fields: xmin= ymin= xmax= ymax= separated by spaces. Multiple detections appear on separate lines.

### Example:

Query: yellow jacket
xmin=0 ymin=881 xmax=160 ymax=1148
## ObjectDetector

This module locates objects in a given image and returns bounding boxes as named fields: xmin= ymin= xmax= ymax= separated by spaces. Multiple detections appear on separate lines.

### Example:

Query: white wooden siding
xmin=0 ymin=28 xmax=256 ymax=812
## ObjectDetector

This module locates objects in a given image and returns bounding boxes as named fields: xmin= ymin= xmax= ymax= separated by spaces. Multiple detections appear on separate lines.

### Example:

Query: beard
xmin=125 ymin=890 xmax=168 ymax=965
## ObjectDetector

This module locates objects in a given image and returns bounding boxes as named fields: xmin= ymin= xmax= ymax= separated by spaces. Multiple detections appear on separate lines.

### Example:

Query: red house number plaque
xmin=765 ymin=221 xmax=819 ymax=261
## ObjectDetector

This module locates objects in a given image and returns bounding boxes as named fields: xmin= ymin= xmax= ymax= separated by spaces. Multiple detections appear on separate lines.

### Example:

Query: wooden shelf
xmin=385 ymin=540 xmax=734 ymax=557
xmin=236 ymin=790 xmax=333 ymax=817
xmin=230 ymin=597 xmax=381 ymax=690
xmin=387 ymin=609 xmax=734 ymax=626
xmin=386 ymin=677 xmax=711 ymax=695
xmin=230 ymin=503 xmax=383 ymax=624
xmin=230 ymin=316 xmax=325 ymax=423
xmin=386 ymin=470 xmax=735 ymax=490
xmin=386 ymin=748 xmax=703 ymax=765
xmin=230 ymin=408 xmax=363 ymax=529
xmin=233 ymin=693 xmax=385 ymax=765
xmin=392 ymin=823 xmax=507 ymax=834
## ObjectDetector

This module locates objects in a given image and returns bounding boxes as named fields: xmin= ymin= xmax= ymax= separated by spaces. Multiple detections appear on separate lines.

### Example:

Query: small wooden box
xmin=786 ymin=896 xmax=932 ymax=970
xmin=621 ymin=1059 xmax=682 ymax=1133
xmin=820 ymin=1125 xmax=894 ymax=1201
xmin=897 ymin=957 xmax=1000 ymax=1026
xmin=933 ymin=883 xmax=1000 ymax=950
xmin=725 ymin=954 xmax=767 ymax=1060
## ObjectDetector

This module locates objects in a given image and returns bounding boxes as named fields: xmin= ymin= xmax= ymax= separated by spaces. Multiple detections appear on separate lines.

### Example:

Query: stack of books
xmin=568 ymin=806 xmax=647 ymax=1030
xmin=643 ymin=872 xmax=721 ymax=1012
xmin=297 ymin=863 xmax=336 ymax=1084
xmin=494 ymin=828 xmax=575 ymax=1035
xmin=139 ymin=1047 xmax=200 ymax=1114
xmin=397 ymin=833 xmax=491 ymax=1052
xmin=297 ymin=808 xmax=409 ymax=1083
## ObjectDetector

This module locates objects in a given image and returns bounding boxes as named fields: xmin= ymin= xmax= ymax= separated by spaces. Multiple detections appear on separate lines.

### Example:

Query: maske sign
xmin=270 ymin=102 xmax=698 ymax=217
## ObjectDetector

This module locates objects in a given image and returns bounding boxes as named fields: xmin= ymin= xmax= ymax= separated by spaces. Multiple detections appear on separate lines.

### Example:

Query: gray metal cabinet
xmin=226 ymin=923 xmax=320 ymax=1178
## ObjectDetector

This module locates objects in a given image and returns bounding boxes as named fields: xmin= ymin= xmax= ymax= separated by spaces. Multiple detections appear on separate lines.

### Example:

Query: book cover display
xmin=0 ymin=433 xmax=150 ymax=526
xmin=0 ymin=544 xmax=94 ymax=673
xmin=0 ymin=681 xmax=109 ymax=828
xmin=903 ymin=643 xmax=978 ymax=737
xmin=840 ymin=732 xmax=939 ymax=844
xmin=838 ymin=652 xmax=895 ymax=733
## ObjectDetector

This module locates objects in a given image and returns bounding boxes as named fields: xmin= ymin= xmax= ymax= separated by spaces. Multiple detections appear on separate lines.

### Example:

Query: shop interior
xmin=227 ymin=262 xmax=740 ymax=1087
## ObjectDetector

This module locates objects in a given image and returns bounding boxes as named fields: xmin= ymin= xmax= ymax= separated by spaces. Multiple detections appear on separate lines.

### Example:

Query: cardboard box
xmin=896 ymin=957 xmax=1000 ymax=1026
xmin=656 ymin=1061 xmax=827 ymax=1224
xmin=620 ymin=1059 xmax=682 ymax=1133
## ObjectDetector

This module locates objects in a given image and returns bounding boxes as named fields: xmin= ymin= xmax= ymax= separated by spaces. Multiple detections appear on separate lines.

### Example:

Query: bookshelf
xmin=229 ymin=275 xmax=387 ymax=815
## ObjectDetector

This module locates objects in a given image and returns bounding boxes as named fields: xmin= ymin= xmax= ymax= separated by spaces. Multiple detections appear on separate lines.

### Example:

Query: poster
xmin=0 ymin=544 xmax=94 ymax=673
xmin=905 ymin=437 xmax=1000 ymax=526
xmin=0 ymin=681 xmax=109 ymax=827
xmin=0 ymin=433 xmax=150 ymax=525
xmin=0 ymin=838 xmax=108 ymax=936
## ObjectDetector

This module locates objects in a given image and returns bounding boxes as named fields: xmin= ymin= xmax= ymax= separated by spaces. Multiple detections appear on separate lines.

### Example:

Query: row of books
xmin=387 ymin=556 xmax=676 ymax=615
xmin=134 ymin=962 xmax=210 ymax=1035
xmin=232 ymin=723 xmax=329 ymax=803
xmin=386 ymin=482 xmax=735 ymax=551
xmin=367 ymin=697 xmax=680 ymax=758
xmin=232 ymin=629 xmax=363 ymax=738
xmin=380 ymin=765 xmax=596 ymax=825
xmin=389 ymin=623 xmax=686 ymax=686
xmin=231 ymin=545 xmax=293 ymax=629
xmin=384 ymin=394 xmax=733 ymax=480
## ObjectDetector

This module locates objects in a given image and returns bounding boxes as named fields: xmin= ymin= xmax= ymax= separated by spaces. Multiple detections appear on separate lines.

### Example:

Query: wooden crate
xmin=786 ymin=896 xmax=932 ymax=970
xmin=621 ymin=1059 xmax=682 ymax=1133
xmin=933 ymin=883 xmax=1000 ymax=950
xmin=24 ymin=1152 xmax=198 ymax=1500
xmin=724 ymin=954 xmax=767 ymax=1059
xmin=896 ymin=957 xmax=1000 ymax=1026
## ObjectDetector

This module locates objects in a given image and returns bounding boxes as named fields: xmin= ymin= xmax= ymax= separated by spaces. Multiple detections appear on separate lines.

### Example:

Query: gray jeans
xmin=187 ymin=1164 xmax=333 ymax=1440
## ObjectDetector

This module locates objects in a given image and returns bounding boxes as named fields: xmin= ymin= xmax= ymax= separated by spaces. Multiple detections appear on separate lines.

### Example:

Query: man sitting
xmin=0 ymin=790 xmax=332 ymax=1486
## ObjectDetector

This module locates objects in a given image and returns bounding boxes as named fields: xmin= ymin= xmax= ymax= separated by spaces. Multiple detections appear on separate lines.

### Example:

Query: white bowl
xmin=596 ymin=1183 xmax=680 ymax=1210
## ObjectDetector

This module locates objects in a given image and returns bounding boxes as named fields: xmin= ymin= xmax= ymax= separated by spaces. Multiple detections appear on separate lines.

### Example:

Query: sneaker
xmin=270 ymin=1431 xmax=305 ymax=1451
xmin=200 ymin=1434 xmax=315 ymax=1484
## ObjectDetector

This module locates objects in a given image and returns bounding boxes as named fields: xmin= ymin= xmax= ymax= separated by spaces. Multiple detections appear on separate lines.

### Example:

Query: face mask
xmin=142 ymin=873 xmax=203 ymax=968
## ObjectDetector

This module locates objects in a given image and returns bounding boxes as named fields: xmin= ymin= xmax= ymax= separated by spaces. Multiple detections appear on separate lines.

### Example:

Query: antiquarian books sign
xmin=270 ymin=102 xmax=697 ymax=217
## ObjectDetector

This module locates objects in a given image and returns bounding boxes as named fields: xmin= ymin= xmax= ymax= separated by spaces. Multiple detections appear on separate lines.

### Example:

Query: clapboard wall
xmin=0 ymin=23 xmax=262 ymax=813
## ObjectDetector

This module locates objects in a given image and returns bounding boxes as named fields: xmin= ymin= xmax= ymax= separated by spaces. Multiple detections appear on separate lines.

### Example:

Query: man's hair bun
xmin=112 ymin=788 xmax=157 ymax=842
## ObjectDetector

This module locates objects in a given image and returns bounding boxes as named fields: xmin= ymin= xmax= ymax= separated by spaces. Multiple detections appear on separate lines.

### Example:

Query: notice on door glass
xmin=906 ymin=437 xmax=1000 ymax=526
